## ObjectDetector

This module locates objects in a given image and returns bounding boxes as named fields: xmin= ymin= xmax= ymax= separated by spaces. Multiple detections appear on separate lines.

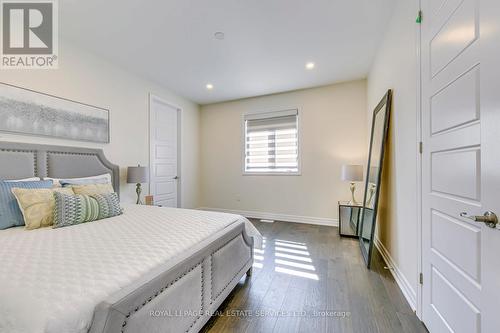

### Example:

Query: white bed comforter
xmin=0 ymin=205 xmax=261 ymax=333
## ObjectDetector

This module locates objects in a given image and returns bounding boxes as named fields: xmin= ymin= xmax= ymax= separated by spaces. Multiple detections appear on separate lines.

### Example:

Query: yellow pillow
xmin=11 ymin=187 xmax=75 ymax=230
xmin=71 ymin=183 xmax=114 ymax=196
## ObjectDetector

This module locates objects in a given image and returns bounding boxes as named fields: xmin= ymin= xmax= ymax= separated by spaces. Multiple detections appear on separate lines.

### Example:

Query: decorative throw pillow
xmin=70 ymin=183 xmax=115 ymax=196
xmin=53 ymin=192 xmax=122 ymax=228
xmin=92 ymin=193 xmax=123 ymax=220
xmin=11 ymin=187 xmax=74 ymax=230
xmin=0 ymin=180 xmax=53 ymax=230
xmin=53 ymin=192 xmax=100 ymax=228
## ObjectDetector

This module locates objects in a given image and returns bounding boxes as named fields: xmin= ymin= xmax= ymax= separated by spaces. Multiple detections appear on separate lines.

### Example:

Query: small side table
xmin=338 ymin=201 xmax=362 ymax=238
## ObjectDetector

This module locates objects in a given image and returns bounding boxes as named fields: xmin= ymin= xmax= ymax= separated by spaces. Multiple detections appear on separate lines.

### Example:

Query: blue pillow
xmin=0 ymin=180 xmax=53 ymax=230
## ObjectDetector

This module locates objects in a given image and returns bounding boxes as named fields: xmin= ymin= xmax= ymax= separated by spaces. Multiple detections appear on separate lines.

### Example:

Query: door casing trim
xmin=416 ymin=0 xmax=423 ymax=321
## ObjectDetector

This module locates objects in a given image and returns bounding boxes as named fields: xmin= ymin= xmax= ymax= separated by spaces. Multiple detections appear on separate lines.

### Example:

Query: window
xmin=244 ymin=109 xmax=299 ymax=174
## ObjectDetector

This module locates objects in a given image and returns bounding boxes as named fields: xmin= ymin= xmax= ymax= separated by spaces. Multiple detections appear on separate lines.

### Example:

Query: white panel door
xmin=421 ymin=0 xmax=500 ymax=332
xmin=149 ymin=95 xmax=179 ymax=208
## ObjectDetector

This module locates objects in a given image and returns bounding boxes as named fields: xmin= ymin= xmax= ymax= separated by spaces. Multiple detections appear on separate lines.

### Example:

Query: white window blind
xmin=244 ymin=109 xmax=299 ymax=173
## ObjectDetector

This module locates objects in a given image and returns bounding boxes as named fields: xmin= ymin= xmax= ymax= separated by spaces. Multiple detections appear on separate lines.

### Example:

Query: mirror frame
xmin=359 ymin=89 xmax=392 ymax=268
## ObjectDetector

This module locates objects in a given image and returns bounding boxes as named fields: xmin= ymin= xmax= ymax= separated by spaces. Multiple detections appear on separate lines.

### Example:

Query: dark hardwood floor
xmin=201 ymin=219 xmax=428 ymax=333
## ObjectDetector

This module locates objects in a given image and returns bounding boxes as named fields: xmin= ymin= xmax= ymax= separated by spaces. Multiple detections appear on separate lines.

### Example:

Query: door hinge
xmin=416 ymin=10 xmax=423 ymax=24
xmin=419 ymin=272 xmax=423 ymax=285
xmin=419 ymin=142 xmax=423 ymax=154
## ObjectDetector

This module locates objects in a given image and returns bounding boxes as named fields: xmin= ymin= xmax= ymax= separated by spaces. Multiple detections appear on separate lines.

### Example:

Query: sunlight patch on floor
xmin=273 ymin=238 xmax=318 ymax=280
xmin=253 ymin=237 xmax=266 ymax=269
xmin=275 ymin=266 xmax=319 ymax=280
xmin=275 ymin=252 xmax=313 ymax=263
xmin=274 ymin=259 xmax=315 ymax=271
xmin=274 ymin=247 xmax=310 ymax=256
xmin=274 ymin=241 xmax=308 ymax=250
xmin=275 ymin=239 xmax=306 ymax=245
xmin=251 ymin=235 xmax=319 ymax=280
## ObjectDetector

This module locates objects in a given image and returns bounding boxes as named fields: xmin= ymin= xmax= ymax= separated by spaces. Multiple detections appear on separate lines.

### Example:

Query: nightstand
xmin=338 ymin=201 xmax=362 ymax=238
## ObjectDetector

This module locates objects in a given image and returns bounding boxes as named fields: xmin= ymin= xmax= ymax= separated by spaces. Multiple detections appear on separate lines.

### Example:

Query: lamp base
xmin=348 ymin=182 xmax=359 ymax=205
xmin=136 ymin=183 xmax=143 ymax=205
xmin=367 ymin=183 xmax=377 ymax=207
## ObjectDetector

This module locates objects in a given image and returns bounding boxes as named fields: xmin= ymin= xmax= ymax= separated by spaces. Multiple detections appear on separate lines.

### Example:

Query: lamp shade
xmin=341 ymin=165 xmax=363 ymax=182
xmin=127 ymin=166 xmax=149 ymax=184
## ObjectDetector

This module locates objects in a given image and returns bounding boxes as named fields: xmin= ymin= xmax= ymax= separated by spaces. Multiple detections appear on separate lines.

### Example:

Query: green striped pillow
xmin=53 ymin=192 xmax=122 ymax=228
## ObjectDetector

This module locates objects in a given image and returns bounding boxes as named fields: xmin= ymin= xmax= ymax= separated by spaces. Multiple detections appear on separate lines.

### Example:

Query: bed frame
xmin=0 ymin=141 xmax=254 ymax=333
xmin=92 ymin=220 xmax=253 ymax=333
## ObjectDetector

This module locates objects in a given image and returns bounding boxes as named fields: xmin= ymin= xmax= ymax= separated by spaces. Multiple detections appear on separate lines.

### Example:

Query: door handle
xmin=173 ymin=176 xmax=179 ymax=180
xmin=460 ymin=211 xmax=498 ymax=228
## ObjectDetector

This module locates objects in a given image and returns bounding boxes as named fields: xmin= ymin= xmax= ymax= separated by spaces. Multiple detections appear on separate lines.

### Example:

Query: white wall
xmin=200 ymin=80 xmax=367 ymax=223
xmin=0 ymin=42 xmax=200 ymax=207
xmin=367 ymin=0 xmax=419 ymax=307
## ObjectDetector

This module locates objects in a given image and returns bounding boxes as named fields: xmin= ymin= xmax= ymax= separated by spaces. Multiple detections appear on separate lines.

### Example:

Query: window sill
xmin=242 ymin=171 xmax=301 ymax=176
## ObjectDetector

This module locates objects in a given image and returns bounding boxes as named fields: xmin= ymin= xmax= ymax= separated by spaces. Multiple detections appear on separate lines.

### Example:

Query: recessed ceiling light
xmin=214 ymin=32 xmax=225 ymax=40
xmin=206 ymin=83 xmax=214 ymax=90
xmin=306 ymin=62 xmax=315 ymax=70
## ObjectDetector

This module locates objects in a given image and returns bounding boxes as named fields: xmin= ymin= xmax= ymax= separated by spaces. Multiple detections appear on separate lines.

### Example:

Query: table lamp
xmin=341 ymin=164 xmax=363 ymax=205
xmin=127 ymin=165 xmax=149 ymax=204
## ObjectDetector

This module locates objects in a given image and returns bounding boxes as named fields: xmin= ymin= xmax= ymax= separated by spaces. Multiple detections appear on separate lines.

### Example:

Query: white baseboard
xmin=374 ymin=237 xmax=417 ymax=311
xmin=197 ymin=207 xmax=338 ymax=227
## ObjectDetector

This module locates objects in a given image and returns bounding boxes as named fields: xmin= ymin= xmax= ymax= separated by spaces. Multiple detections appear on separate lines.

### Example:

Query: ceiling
xmin=60 ymin=0 xmax=395 ymax=105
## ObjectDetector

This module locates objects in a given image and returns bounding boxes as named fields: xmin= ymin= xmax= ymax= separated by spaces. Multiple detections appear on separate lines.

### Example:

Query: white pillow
xmin=4 ymin=177 xmax=41 ymax=182
xmin=45 ymin=173 xmax=112 ymax=187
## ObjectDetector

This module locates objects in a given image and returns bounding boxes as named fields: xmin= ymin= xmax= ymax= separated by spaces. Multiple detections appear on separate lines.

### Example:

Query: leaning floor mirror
xmin=359 ymin=89 xmax=392 ymax=268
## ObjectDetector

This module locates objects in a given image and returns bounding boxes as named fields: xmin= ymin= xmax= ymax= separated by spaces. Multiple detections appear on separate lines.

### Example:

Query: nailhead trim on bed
xmin=208 ymin=256 xmax=213 ymax=305
xmin=0 ymin=148 xmax=37 ymax=176
xmin=120 ymin=261 xmax=204 ymax=333
xmin=210 ymin=235 xmax=251 ymax=303
xmin=186 ymin=260 xmax=205 ymax=333
xmin=47 ymin=151 xmax=97 ymax=156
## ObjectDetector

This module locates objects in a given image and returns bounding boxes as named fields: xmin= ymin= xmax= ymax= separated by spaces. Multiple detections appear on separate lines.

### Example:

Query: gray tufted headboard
xmin=0 ymin=142 xmax=119 ymax=194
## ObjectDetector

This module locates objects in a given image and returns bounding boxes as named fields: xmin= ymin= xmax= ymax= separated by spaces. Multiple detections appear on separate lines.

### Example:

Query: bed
xmin=0 ymin=142 xmax=261 ymax=333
